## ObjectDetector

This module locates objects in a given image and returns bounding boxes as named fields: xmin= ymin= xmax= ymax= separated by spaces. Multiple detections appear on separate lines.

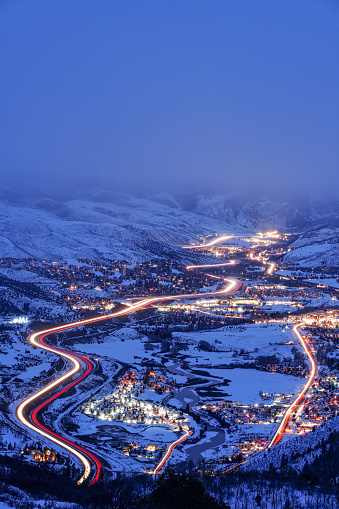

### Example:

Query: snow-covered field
xmin=72 ymin=327 xmax=152 ymax=364
xmin=74 ymin=336 xmax=148 ymax=364
xmin=72 ymin=322 xmax=306 ymax=407
xmin=205 ymin=368 xmax=304 ymax=405
xmin=69 ymin=320 xmax=308 ymax=466
xmin=305 ymin=277 xmax=339 ymax=289
xmin=173 ymin=322 xmax=297 ymax=366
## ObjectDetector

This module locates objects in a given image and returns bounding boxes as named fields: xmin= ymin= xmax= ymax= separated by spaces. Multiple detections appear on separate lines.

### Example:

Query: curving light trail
xmin=184 ymin=231 xmax=316 ymax=470
xmin=17 ymin=327 xmax=104 ymax=485
xmin=153 ymin=416 xmax=192 ymax=474
xmin=266 ymin=262 xmax=276 ymax=275
xmin=17 ymin=259 xmax=241 ymax=484
xmin=186 ymin=260 xmax=240 ymax=270
xmin=182 ymin=235 xmax=235 ymax=249
xmin=223 ymin=323 xmax=317 ymax=474
xmin=268 ymin=323 xmax=316 ymax=447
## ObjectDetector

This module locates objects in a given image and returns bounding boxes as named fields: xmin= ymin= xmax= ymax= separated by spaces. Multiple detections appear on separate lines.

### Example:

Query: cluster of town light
xmin=10 ymin=316 xmax=29 ymax=324
xmin=302 ymin=310 xmax=339 ymax=328
xmin=11 ymin=228 xmax=339 ymax=477
xmin=83 ymin=376 xmax=183 ymax=427
xmin=20 ymin=446 xmax=56 ymax=463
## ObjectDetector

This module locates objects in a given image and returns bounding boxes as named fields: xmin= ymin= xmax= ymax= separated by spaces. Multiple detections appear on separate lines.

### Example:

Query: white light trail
xmin=182 ymin=235 xmax=235 ymax=249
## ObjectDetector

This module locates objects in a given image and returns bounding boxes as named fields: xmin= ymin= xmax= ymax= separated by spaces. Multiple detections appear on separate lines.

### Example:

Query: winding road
xmin=268 ymin=323 xmax=316 ymax=447
xmin=16 ymin=234 xmax=317 ymax=485
xmin=16 ymin=258 xmax=241 ymax=485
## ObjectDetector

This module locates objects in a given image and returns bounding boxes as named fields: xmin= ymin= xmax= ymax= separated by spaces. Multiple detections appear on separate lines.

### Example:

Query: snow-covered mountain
xmin=0 ymin=187 xmax=339 ymax=263
xmin=184 ymin=194 xmax=339 ymax=231
xmin=0 ymin=191 xmax=229 ymax=262
xmin=283 ymin=227 xmax=339 ymax=267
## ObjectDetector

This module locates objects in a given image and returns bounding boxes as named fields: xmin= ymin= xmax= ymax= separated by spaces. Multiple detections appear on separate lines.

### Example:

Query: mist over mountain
xmin=0 ymin=186 xmax=339 ymax=265
xmin=178 ymin=193 xmax=339 ymax=230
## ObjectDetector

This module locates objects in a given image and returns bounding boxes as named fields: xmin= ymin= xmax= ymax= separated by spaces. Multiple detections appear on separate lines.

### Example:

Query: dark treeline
xmin=2 ymin=446 xmax=339 ymax=509
xmin=3 ymin=413 xmax=339 ymax=507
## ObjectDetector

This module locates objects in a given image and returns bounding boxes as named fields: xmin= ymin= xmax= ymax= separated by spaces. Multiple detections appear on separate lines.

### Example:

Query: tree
xmin=138 ymin=470 xmax=230 ymax=509
xmin=283 ymin=499 xmax=292 ymax=509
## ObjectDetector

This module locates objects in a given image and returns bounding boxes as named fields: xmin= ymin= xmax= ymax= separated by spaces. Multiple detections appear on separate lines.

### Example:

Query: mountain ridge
xmin=0 ymin=189 xmax=338 ymax=264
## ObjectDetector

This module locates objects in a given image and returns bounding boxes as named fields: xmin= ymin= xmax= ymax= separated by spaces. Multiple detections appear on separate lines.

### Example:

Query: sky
xmin=0 ymin=0 xmax=338 ymax=198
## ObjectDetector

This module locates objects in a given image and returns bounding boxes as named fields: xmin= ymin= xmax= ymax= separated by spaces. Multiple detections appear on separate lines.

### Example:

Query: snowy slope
xmin=0 ymin=193 xmax=230 ymax=262
xmin=0 ymin=189 xmax=339 ymax=263
xmin=244 ymin=415 xmax=339 ymax=474
xmin=283 ymin=227 xmax=339 ymax=267
xmin=186 ymin=194 xmax=339 ymax=231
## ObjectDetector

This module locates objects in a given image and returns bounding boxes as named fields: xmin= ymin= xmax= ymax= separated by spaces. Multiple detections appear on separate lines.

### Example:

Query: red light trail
xmin=17 ymin=256 xmax=241 ymax=484
xmin=268 ymin=323 xmax=316 ymax=447
xmin=223 ymin=323 xmax=317 ymax=474
xmin=17 ymin=232 xmax=315 ymax=483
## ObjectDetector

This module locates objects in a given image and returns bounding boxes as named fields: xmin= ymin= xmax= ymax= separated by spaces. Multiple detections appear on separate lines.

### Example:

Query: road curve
xmin=182 ymin=236 xmax=318 ymax=473
xmin=153 ymin=417 xmax=192 ymax=474
xmin=17 ymin=263 xmax=241 ymax=485
xmin=223 ymin=322 xmax=317 ymax=474
xmin=182 ymin=235 xmax=235 ymax=249
xmin=268 ymin=323 xmax=316 ymax=447
xmin=17 ymin=328 xmax=103 ymax=485
xmin=186 ymin=260 xmax=240 ymax=270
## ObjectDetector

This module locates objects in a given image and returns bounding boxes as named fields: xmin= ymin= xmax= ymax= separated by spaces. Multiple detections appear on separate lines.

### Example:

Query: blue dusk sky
xmin=0 ymin=0 xmax=338 ymax=197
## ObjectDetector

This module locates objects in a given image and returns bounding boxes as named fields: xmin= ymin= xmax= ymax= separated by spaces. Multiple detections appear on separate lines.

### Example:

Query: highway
xmin=17 ymin=259 xmax=241 ymax=485
xmin=182 ymin=235 xmax=235 ymax=249
xmin=268 ymin=323 xmax=317 ymax=447
xmin=222 ymin=322 xmax=317 ymax=474
xmin=186 ymin=260 xmax=240 ymax=270
xmin=17 ymin=327 xmax=104 ymax=485
xmin=17 ymin=233 xmax=315 ymax=484
xmin=153 ymin=417 xmax=192 ymax=474
xmin=183 ymin=237 xmax=318 ymax=473
xmin=266 ymin=262 xmax=276 ymax=275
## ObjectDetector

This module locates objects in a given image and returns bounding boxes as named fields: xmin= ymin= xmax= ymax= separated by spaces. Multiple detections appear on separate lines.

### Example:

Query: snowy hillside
xmin=244 ymin=415 xmax=339 ymax=477
xmin=283 ymin=227 xmax=339 ymax=267
xmin=185 ymin=194 xmax=339 ymax=231
xmin=0 ymin=188 xmax=339 ymax=263
xmin=0 ymin=192 xmax=230 ymax=262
